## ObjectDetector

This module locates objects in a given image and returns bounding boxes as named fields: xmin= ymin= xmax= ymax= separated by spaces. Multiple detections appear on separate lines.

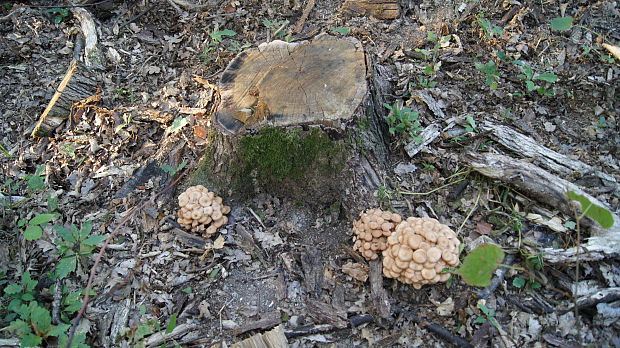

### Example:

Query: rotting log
xmin=464 ymin=151 xmax=620 ymax=263
xmin=194 ymin=34 xmax=394 ymax=215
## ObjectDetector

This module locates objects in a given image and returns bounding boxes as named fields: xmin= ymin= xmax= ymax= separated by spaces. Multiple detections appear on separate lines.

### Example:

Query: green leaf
xmin=166 ymin=117 xmax=189 ymax=135
xmin=534 ymin=72 xmax=558 ymax=83
xmin=551 ymin=16 xmax=573 ymax=31
xmin=21 ymin=333 xmax=42 ymax=347
xmin=47 ymin=196 xmax=58 ymax=212
xmin=6 ymin=318 xmax=30 ymax=335
xmin=4 ymin=283 xmax=22 ymax=295
xmin=31 ymin=304 xmax=52 ymax=333
xmin=165 ymin=314 xmax=177 ymax=334
xmin=182 ymin=286 xmax=193 ymax=294
xmin=160 ymin=165 xmax=176 ymax=175
xmin=55 ymin=256 xmax=77 ymax=279
xmin=29 ymin=213 xmax=56 ymax=226
xmin=567 ymin=191 xmax=614 ymax=229
xmin=22 ymin=272 xmax=37 ymax=292
xmin=82 ymin=234 xmax=107 ymax=247
xmin=79 ymin=221 xmax=93 ymax=239
xmin=455 ymin=244 xmax=505 ymax=287
xmin=54 ymin=225 xmax=75 ymax=243
xmin=48 ymin=323 xmax=70 ymax=337
xmin=512 ymin=277 xmax=526 ymax=288
xmin=24 ymin=225 xmax=43 ymax=241
xmin=525 ymin=80 xmax=536 ymax=92
xmin=330 ymin=26 xmax=350 ymax=35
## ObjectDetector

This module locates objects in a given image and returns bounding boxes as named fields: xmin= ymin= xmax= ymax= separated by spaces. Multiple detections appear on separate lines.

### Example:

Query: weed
xmin=330 ymin=27 xmax=350 ymax=35
xmin=475 ymin=13 xmax=503 ymax=39
xmin=0 ymin=143 xmax=10 ymax=157
xmin=475 ymin=301 xmax=501 ymax=330
xmin=383 ymin=102 xmax=423 ymax=143
xmin=18 ymin=213 xmax=59 ymax=241
xmin=512 ymin=276 xmax=542 ymax=290
xmin=513 ymin=60 xmax=558 ymax=96
xmin=53 ymin=221 xmax=108 ymax=279
xmin=112 ymin=87 xmax=135 ymax=103
xmin=44 ymin=7 xmax=71 ymax=24
xmin=263 ymin=19 xmax=292 ymax=42
xmin=474 ymin=60 xmax=500 ymax=90
xmin=594 ymin=116 xmax=607 ymax=132
xmin=203 ymin=23 xmax=238 ymax=62
xmin=160 ymin=161 xmax=188 ymax=176
xmin=410 ymin=76 xmax=437 ymax=89
xmin=114 ymin=113 xmax=134 ymax=133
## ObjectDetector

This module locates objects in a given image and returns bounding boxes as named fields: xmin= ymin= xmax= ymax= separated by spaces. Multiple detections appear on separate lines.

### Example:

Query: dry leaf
xmin=475 ymin=221 xmax=493 ymax=235
xmin=341 ymin=262 xmax=369 ymax=282
xmin=213 ymin=235 xmax=225 ymax=249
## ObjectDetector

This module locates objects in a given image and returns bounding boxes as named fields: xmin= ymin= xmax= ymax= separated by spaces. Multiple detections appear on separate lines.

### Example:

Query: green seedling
xmin=114 ymin=113 xmax=134 ymax=133
xmin=18 ymin=213 xmax=59 ymax=241
xmin=165 ymin=116 xmax=189 ymax=135
xmin=160 ymin=161 xmax=187 ymax=176
xmin=513 ymin=60 xmax=558 ymax=96
xmin=25 ymin=165 xmax=46 ymax=192
xmin=512 ymin=276 xmax=541 ymax=290
xmin=263 ymin=19 xmax=291 ymax=41
xmin=53 ymin=221 xmax=108 ymax=279
xmin=44 ymin=7 xmax=71 ymax=24
xmin=410 ymin=76 xmax=438 ymax=89
xmin=476 ymin=13 xmax=503 ymax=39
xmin=475 ymin=302 xmax=501 ymax=330
xmin=330 ymin=27 xmax=350 ymax=35
xmin=474 ymin=60 xmax=500 ymax=90
xmin=203 ymin=23 xmax=237 ymax=62
xmin=383 ymin=102 xmax=423 ymax=143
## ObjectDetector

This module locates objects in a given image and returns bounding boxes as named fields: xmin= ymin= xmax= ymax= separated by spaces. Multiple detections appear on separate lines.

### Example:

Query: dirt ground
xmin=1 ymin=0 xmax=619 ymax=347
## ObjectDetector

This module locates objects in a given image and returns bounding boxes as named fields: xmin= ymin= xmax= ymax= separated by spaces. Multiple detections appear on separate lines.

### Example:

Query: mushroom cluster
xmin=352 ymin=209 xmax=402 ymax=260
xmin=177 ymin=185 xmax=231 ymax=237
xmin=382 ymin=217 xmax=460 ymax=289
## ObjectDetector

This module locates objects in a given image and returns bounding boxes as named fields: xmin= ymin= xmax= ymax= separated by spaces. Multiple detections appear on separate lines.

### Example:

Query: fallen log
xmin=464 ymin=151 xmax=620 ymax=263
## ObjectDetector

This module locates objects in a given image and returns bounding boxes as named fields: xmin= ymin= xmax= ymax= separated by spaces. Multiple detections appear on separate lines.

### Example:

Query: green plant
xmin=160 ymin=161 xmax=187 ymax=176
xmin=263 ymin=19 xmax=291 ymax=41
xmin=203 ymin=23 xmax=237 ymax=62
xmin=550 ymin=16 xmax=574 ymax=31
xmin=18 ymin=213 xmax=59 ymax=241
xmin=330 ymin=27 xmax=350 ymax=35
xmin=113 ymin=87 xmax=135 ymax=103
xmin=114 ymin=113 xmax=134 ymax=133
xmin=25 ymin=165 xmax=46 ymax=192
xmin=476 ymin=13 xmax=503 ymax=39
xmin=512 ymin=60 xmax=558 ymax=96
xmin=594 ymin=116 xmax=608 ymax=132
xmin=410 ymin=76 xmax=437 ymax=89
xmin=53 ymin=221 xmax=108 ymax=279
xmin=452 ymin=115 xmax=478 ymax=142
xmin=383 ymin=102 xmax=423 ymax=143
xmin=44 ymin=7 xmax=71 ymax=24
xmin=455 ymin=244 xmax=505 ymax=287
xmin=512 ymin=276 xmax=541 ymax=290
xmin=474 ymin=60 xmax=500 ymax=90
xmin=0 ymin=143 xmax=10 ymax=158
xmin=165 ymin=116 xmax=189 ymax=135
xmin=475 ymin=301 xmax=501 ymax=329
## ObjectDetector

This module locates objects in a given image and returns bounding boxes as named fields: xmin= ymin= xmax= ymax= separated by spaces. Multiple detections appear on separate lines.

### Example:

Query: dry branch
xmin=464 ymin=151 xmax=620 ymax=263
xmin=481 ymin=121 xmax=618 ymax=190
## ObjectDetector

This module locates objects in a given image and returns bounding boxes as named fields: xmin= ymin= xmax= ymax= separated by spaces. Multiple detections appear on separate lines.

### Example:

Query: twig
xmin=393 ymin=305 xmax=474 ymax=348
xmin=64 ymin=162 xmax=195 ymax=348
xmin=456 ymin=183 xmax=482 ymax=235
xmin=218 ymin=298 xmax=234 ymax=333
xmin=119 ymin=3 xmax=158 ymax=30
xmin=294 ymin=0 xmax=315 ymax=33
xmin=247 ymin=207 xmax=266 ymax=229
xmin=167 ymin=0 xmax=210 ymax=11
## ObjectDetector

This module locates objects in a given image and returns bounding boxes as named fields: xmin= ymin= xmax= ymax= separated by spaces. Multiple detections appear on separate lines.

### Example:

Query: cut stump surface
xmin=215 ymin=34 xmax=367 ymax=134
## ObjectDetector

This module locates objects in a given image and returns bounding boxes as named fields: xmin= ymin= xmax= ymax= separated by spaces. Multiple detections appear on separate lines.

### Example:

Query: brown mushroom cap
xmin=381 ymin=217 xmax=460 ymax=288
xmin=177 ymin=185 xmax=231 ymax=237
xmin=352 ymin=209 xmax=402 ymax=261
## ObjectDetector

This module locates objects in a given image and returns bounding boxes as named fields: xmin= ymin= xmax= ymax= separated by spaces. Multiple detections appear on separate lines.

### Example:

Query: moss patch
xmin=238 ymin=127 xmax=346 ymax=202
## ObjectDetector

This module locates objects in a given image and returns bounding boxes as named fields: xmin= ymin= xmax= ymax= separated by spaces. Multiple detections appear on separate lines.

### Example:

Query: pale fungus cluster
xmin=352 ymin=209 xmax=402 ymax=260
xmin=382 ymin=217 xmax=461 ymax=289
xmin=177 ymin=185 xmax=231 ymax=236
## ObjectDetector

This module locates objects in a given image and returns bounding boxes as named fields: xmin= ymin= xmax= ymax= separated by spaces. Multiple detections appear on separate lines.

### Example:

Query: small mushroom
xmin=177 ymin=185 xmax=231 ymax=237
xmin=381 ymin=217 xmax=460 ymax=288
xmin=351 ymin=209 xmax=402 ymax=261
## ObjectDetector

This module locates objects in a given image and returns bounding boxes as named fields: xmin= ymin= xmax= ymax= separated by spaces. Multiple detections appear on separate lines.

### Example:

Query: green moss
xmin=239 ymin=127 xmax=344 ymax=187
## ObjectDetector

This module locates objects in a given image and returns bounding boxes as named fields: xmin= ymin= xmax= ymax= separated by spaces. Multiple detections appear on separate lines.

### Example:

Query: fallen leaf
xmin=213 ymin=235 xmax=225 ymax=249
xmin=475 ymin=221 xmax=493 ymax=235
xmin=193 ymin=125 xmax=207 ymax=139
xmin=341 ymin=262 xmax=369 ymax=282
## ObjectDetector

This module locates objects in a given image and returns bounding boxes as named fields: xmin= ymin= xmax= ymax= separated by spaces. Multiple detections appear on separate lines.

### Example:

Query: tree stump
xmin=197 ymin=34 xmax=393 ymax=215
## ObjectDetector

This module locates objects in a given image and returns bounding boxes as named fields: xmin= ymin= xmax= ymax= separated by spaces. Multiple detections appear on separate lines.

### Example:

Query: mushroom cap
xmin=177 ymin=185 xmax=231 ymax=235
xmin=381 ymin=217 xmax=460 ymax=288
xmin=352 ymin=209 xmax=402 ymax=261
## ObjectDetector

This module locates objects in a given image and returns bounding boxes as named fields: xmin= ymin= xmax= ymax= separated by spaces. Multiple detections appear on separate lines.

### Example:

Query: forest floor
xmin=0 ymin=0 xmax=619 ymax=347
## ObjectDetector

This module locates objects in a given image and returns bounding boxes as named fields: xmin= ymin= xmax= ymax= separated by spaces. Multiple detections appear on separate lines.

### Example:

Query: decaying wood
xmin=32 ymin=8 xmax=102 ymax=137
xmin=145 ymin=323 xmax=200 ymax=347
xmin=369 ymin=259 xmax=390 ymax=318
xmin=215 ymin=35 xmax=367 ymax=134
xmin=230 ymin=311 xmax=282 ymax=336
xmin=306 ymin=299 xmax=349 ymax=328
xmin=294 ymin=0 xmax=316 ymax=33
xmin=231 ymin=325 xmax=288 ymax=348
xmin=71 ymin=7 xmax=104 ymax=69
xmin=481 ymin=121 xmax=618 ymax=190
xmin=464 ymin=151 xmax=620 ymax=263
xmin=393 ymin=305 xmax=474 ymax=348
xmin=405 ymin=122 xmax=441 ymax=158
xmin=301 ymin=249 xmax=324 ymax=297
xmin=342 ymin=0 xmax=400 ymax=19
xmin=284 ymin=314 xmax=374 ymax=339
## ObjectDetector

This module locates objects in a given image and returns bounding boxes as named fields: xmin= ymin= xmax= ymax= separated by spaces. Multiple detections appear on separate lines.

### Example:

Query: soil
xmin=0 ymin=0 xmax=619 ymax=347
